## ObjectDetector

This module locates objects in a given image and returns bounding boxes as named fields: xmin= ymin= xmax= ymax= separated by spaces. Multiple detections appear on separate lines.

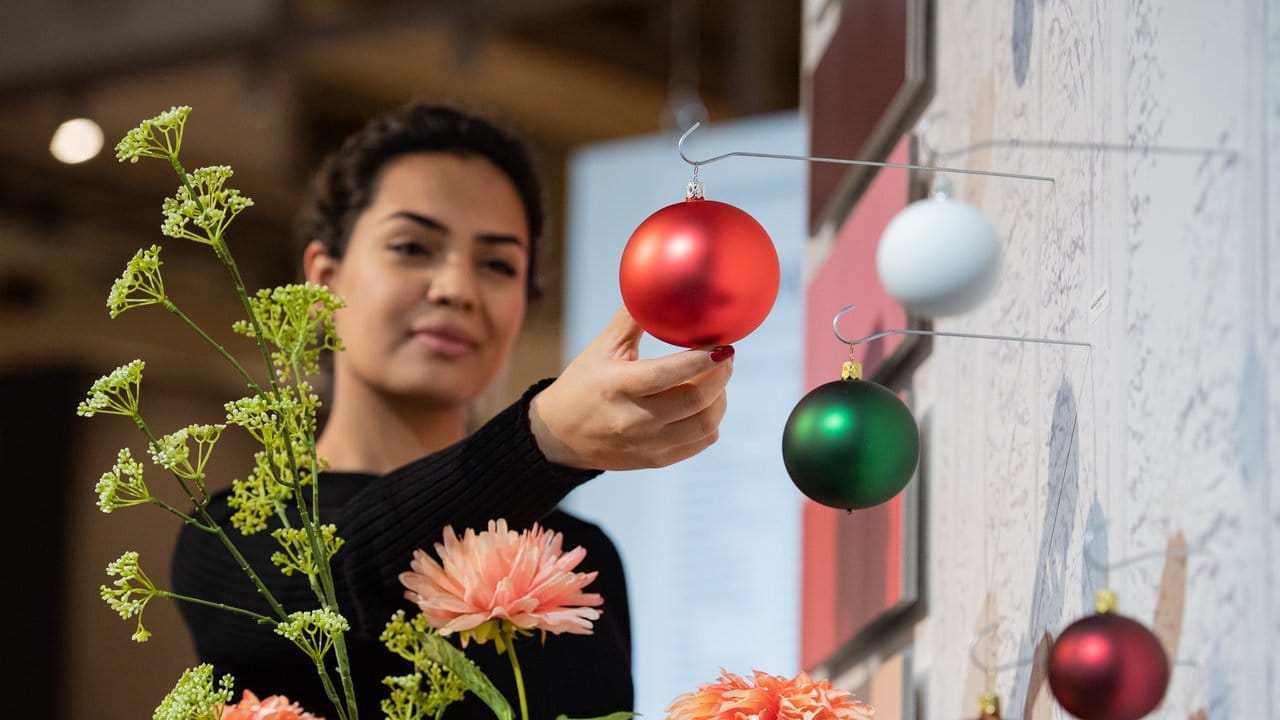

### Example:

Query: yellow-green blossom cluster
xmin=77 ymin=359 xmax=145 ymax=417
xmin=149 ymin=423 xmax=225 ymax=483
xmin=274 ymin=608 xmax=350 ymax=663
xmin=115 ymin=105 xmax=191 ymax=164
xmin=233 ymin=283 xmax=345 ymax=379
xmin=152 ymin=664 xmax=235 ymax=720
xmin=161 ymin=165 xmax=254 ymax=244
xmin=222 ymin=386 xmax=320 ymax=534
xmin=101 ymin=551 xmax=160 ymax=642
xmin=271 ymin=524 xmax=344 ymax=577
xmin=381 ymin=671 xmax=467 ymax=720
xmin=381 ymin=611 xmax=470 ymax=720
xmin=96 ymin=448 xmax=152 ymax=513
xmin=107 ymin=245 xmax=166 ymax=318
xmin=226 ymin=449 xmax=301 ymax=534
xmin=224 ymin=385 xmax=319 ymax=448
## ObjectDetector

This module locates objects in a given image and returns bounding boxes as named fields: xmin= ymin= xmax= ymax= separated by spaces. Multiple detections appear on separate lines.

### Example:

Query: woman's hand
xmin=529 ymin=306 xmax=734 ymax=470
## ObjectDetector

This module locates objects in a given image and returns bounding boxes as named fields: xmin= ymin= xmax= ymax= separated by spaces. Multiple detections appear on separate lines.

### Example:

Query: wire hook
xmin=1082 ymin=531 xmax=1199 ymax=573
xmin=915 ymin=110 xmax=947 ymax=164
xmin=967 ymin=619 xmax=1039 ymax=673
xmin=676 ymin=121 xmax=1056 ymax=184
xmin=831 ymin=303 xmax=1092 ymax=349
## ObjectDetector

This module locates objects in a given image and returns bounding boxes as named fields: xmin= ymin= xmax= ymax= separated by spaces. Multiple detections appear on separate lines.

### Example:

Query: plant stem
xmin=213 ymin=238 xmax=281 ymax=394
xmin=162 ymin=299 xmax=263 ymax=394
xmin=133 ymin=414 xmax=289 ymax=620
xmin=505 ymin=629 xmax=530 ymax=720
xmin=166 ymin=150 xmax=357 ymax=718
xmin=313 ymin=658 xmax=351 ymax=720
xmin=167 ymin=155 xmax=279 ymax=396
xmin=159 ymin=590 xmax=274 ymax=625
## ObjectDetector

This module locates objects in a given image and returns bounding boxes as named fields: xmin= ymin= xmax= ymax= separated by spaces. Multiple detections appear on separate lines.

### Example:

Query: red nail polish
xmin=710 ymin=345 xmax=735 ymax=362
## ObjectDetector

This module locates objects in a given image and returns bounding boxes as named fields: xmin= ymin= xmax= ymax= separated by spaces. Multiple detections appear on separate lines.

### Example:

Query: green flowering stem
xmin=151 ymin=496 xmax=200 ymax=524
xmin=502 ymin=626 xmax=530 ymax=720
xmin=200 ymin=521 xmax=290 ymax=620
xmin=159 ymin=590 xmax=275 ymax=625
xmin=131 ymin=415 xmax=203 ymax=506
xmin=161 ymin=299 xmax=264 ymax=395
xmin=213 ymin=238 xmax=283 ymax=393
xmin=275 ymin=610 xmax=353 ymax=720
xmin=164 ymin=154 xmax=282 ymax=400
xmin=131 ymin=413 xmax=291 ymax=622
xmin=115 ymin=108 xmax=358 ymax=720
xmin=312 ymin=658 xmax=351 ymax=720
xmin=291 ymin=486 xmax=359 ymax=720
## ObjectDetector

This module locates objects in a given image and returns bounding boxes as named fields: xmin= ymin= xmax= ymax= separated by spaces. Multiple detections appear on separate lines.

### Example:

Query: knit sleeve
xmin=337 ymin=378 xmax=602 ymax=634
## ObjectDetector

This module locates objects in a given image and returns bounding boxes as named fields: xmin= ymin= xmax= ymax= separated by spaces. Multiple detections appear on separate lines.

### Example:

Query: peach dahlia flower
xmin=665 ymin=670 xmax=874 ymax=720
xmin=399 ymin=519 xmax=603 ymax=647
xmin=221 ymin=690 xmax=323 ymax=720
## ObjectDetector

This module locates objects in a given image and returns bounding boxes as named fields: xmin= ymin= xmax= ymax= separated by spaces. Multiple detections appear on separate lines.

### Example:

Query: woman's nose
xmin=426 ymin=255 xmax=478 ymax=310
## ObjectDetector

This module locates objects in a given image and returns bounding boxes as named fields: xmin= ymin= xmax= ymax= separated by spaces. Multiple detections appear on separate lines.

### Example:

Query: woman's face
xmin=307 ymin=152 xmax=531 ymax=407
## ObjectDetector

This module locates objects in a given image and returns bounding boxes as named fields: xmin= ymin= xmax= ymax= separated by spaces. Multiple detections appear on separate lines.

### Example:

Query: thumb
xmin=590 ymin=305 xmax=645 ymax=360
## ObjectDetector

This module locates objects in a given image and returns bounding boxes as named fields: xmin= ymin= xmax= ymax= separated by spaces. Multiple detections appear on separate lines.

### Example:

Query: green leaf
xmin=555 ymin=712 xmax=636 ymax=720
xmin=418 ymin=631 xmax=513 ymax=720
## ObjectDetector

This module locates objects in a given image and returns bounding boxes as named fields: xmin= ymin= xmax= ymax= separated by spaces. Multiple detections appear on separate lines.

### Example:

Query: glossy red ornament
xmin=1048 ymin=593 xmax=1170 ymax=720
xmin=619 ymin=184 xmax=779 ymax=347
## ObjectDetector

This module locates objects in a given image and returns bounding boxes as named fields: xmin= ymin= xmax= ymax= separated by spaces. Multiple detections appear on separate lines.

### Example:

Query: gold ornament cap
xmin=978 ymin=692 xmax=1001 ymax=719
xmin=841 ymin=360 xmax=862 ymax=380
xmin=1094 ymin=588 xmax=1118 ymax=614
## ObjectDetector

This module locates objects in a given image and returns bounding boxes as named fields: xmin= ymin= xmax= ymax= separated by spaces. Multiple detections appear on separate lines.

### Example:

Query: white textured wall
xmin=821 ymin=1 xmax=1278 ymax=718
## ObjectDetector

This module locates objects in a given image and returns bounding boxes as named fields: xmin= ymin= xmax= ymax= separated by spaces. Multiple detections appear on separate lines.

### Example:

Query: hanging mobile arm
xmin=677 ymin=122 xmax=1056 ymax=184
xmin=831 ymin=304 xmax=1092 ymax=349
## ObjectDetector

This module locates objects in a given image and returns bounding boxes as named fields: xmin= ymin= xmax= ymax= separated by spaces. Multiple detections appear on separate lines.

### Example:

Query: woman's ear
xmin=303 ymin=240 xmax=338 ymax=287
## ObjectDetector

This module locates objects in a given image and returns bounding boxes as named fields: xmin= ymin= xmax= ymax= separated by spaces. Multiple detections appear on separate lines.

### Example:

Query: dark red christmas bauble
xmin=1048 ymin=611 xmax=1170 ymax=720
xmin=620 ymin=196 xmax=779 ymax=348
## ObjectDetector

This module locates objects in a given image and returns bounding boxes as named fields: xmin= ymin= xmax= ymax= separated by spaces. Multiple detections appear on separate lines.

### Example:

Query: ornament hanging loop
xmin=676 ymin=122 xmax=1056 ymax=184
xmin=1082 ymin=531 xmax=1199 ymax=574
xmin=831 ymin=303 xmax=1092 ymax=350
xmin=967 ymin=618 xmax=1040 ymax=674
xmin=915 ymin=111 xmax=945 ymax=165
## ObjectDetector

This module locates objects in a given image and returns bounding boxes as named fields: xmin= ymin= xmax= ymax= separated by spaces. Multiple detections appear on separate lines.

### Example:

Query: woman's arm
xmin=338 ymin=378 xmax=599 ymax=633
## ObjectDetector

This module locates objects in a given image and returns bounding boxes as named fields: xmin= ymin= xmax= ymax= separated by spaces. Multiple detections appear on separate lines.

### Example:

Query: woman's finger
xmin=631 ymin=361 xmax=733 ymax=422
xmin=655 ymin=389 xmax=728 ymax=448
xmin=616 ymin=344 xmax=734 ymax=397
xmin=586 ymin=306 xmax=646 ymax=361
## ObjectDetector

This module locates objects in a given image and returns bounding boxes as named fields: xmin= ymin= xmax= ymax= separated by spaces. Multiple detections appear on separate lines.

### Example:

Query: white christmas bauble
xmin=876 ymin=196 xmax=1000 ymax=316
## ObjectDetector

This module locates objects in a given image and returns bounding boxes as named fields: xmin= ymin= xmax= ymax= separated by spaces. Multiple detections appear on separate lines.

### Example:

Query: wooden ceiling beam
xmin=295 ymin=23 xmax=728 ymax=146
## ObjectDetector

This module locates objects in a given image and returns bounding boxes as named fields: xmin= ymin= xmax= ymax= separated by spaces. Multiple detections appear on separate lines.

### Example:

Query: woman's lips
xmin=410 ymin=327 xmax=478 ymax=358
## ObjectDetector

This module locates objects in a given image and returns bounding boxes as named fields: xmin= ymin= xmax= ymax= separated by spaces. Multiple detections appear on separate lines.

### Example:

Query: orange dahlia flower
xmin=399 ymin=519 xmax=603 ymax=648
xmin=666 ymin=670 xmax=874 ymax=720
xmin=221 ymin=690 xmax=323 ymax=720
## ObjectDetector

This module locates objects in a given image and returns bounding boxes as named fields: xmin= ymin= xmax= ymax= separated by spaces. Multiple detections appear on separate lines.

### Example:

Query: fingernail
xmin=710 ymin=345 xmax=735 ymax=362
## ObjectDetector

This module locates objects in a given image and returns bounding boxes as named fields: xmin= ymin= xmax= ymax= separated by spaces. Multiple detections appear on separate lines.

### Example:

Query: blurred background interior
xmin=1 ymin=2 xmax=798 ymax=716
xmin=7 ymin=2 xmax=1275 ymax=719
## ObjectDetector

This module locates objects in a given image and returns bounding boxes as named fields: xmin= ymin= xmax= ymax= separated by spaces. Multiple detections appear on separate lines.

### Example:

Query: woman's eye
xmin=484 ymin=259 xmax=518 ymax=277
xmin=389 ymin=241 xmax=431 ymax=257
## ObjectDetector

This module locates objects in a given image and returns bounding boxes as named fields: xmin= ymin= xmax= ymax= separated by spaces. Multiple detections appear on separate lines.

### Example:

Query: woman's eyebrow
xmin=385 ymin=210 xmax=447 ymax=232
xmin=476 ymin=233 xmax=527 ymax=250
xmin=386 ymin=210 xmax=526 ymax=250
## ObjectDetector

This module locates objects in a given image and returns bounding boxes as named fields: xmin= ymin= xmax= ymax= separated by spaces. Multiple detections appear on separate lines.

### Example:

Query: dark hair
xmin=300 ymin=103 xmax=545 ymax=299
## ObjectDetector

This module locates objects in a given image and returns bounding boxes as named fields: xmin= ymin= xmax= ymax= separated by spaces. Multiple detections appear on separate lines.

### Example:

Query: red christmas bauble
xmin=620 ymin=196 xmax=780 ymax=348
xmin=1048 ymin=611 xmax=1170 ymax=720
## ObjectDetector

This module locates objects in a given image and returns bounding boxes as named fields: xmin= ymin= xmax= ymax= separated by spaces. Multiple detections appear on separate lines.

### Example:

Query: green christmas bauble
xmin=782 ymin=378 xmax=920 ymax=509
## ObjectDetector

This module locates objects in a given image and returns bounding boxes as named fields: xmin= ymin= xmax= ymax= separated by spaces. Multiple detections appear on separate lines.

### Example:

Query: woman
xmin=173 ymin=103 xmax=733 ymax=719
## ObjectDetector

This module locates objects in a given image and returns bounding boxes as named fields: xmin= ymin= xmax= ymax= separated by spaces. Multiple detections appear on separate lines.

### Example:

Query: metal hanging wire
xmin=677 ymin=121 xmax=1056 ymax=184
xmin=831 ymin=303 xmax=1092 ymax=350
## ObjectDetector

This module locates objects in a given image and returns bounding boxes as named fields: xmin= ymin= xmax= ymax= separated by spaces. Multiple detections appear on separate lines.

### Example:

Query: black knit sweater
xmin=172 ymin=380 xmax=633 ymax=720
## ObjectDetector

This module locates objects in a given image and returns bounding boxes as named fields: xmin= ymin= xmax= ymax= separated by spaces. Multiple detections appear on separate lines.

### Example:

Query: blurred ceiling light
xmin=50 ymin=117 xmax=104 ymax=164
